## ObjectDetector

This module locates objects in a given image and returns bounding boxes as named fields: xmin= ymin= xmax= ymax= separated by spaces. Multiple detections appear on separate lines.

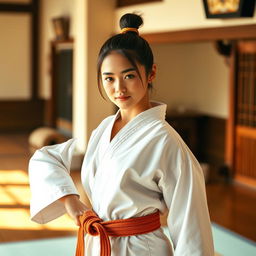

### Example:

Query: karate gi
xmin=29 ymin=102 xmax=214 ymax=256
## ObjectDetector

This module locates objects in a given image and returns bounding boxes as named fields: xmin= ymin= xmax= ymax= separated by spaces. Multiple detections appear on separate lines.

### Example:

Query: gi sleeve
xmin=29 ymin=138 xmax=79 ymax=224
xmin=160 ymin=136 xmax=214 ymax=256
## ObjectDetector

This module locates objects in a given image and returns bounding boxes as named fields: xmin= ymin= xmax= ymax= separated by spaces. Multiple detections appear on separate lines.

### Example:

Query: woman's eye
xmin=104 ymin=77 xmax=114 ymax=82
xmin=125 ymin=74 xmax=135 ymax=79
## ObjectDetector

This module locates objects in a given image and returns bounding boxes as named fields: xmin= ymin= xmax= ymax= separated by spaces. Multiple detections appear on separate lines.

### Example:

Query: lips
xmin=115 ymin=96 xmax=130 ymax=101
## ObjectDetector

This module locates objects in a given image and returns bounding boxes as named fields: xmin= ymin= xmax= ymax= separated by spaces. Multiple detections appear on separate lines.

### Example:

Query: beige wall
xmin=85 ymin=0 xmax=116 ymax=143
xmin=115 ymin=0 xmax=256 ymax=33
xmin=151 ymin=42 xmax=229 ymax=118
xmin=0 ymin=13 xmax=31 ymax=99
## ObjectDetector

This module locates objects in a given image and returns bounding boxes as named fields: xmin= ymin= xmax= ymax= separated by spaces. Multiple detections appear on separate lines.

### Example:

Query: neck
xmin=119 ymin=97 xmax=152 ymax=124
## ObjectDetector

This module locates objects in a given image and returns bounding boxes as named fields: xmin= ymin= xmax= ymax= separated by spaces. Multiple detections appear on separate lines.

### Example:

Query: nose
xmin=115 ymin=79 xmax=126 ymax=93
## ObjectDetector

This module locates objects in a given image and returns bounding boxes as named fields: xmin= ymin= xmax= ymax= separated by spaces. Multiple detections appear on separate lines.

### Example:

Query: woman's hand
xmin=59 ymin=194 xmax=89 ymax=226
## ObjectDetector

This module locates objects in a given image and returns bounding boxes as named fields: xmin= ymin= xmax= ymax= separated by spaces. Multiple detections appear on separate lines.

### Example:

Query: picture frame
xmin=202 ymin=0 xmax=256 ymax=18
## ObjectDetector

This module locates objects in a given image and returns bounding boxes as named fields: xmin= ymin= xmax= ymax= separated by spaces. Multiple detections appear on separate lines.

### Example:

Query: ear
xmin=148 ymin=64 xmax=156 ymax=83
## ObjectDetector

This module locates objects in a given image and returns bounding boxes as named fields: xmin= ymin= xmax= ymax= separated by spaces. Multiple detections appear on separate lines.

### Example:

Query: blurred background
xmin=0 ymin=0 xmax=255 ymax=255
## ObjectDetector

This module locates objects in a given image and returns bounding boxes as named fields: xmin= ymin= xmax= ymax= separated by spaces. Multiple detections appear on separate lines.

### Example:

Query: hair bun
xmin=119 ymin=13 xmax=143 ymax=30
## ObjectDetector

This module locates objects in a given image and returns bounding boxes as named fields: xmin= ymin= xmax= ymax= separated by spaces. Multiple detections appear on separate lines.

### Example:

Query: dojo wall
xmin=151 ymin=42 xmax=229 ymax=118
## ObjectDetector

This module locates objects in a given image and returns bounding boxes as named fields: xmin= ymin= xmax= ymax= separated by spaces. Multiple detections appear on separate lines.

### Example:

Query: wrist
xmin=59 ymin=194 xmax=79 ymax=203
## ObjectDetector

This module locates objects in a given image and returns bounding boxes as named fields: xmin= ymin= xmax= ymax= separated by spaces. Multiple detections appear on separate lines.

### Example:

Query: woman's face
xmin=101 ymin=51 xmax=155 ymax=113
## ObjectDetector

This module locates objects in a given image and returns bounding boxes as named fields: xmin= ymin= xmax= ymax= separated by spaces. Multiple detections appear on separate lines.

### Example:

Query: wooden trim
xmin=225 ymin=42 xmax=237 ymax=170
xmin=235 ymin=174 xmax=256 ymax=189
xmin=117 ymin=0 xmax=162 ymax=7
xmin=0 ymin=3 xmax=32 ymax=12
xmin=142 ymin=24 xmax=256 ymax=44
xmin=236 ymin=125 xmax=256 ymax=138
xmin=31 ymin=0 xmax=39 ymax=99
xmin=238 ymin=40 xmax=256 ymax=52
xmin=0 ymin=100 xmax=45 ymax=132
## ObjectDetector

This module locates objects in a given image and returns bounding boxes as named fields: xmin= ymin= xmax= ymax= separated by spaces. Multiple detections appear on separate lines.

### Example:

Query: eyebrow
xmin=102 ymin=68 xmax=136 ymax=75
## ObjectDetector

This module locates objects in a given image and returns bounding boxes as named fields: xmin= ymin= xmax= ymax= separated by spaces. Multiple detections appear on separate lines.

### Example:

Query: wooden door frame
xmin=46 ymin=39 xmax=74 ymax=128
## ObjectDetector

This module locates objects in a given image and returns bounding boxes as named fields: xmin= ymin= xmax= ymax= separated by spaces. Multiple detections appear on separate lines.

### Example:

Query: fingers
xmin=75 ymin=216 xmax=81 ymax=226
xmin=61 ymin=195 xmax=90 ymax=226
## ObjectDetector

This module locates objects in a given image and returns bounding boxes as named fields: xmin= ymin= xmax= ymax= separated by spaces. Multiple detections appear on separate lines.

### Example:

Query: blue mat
xmin=0 ymin=224 xmax=255 ymax=256
xmin=211 ymin=223 xmax=256 ymax=256
xmin=0 ymin=236 xmax=77 ymax=256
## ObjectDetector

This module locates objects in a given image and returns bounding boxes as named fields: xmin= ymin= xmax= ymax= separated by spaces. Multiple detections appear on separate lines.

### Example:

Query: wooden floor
xmin=0 ymin=133 xmax=255 ymax=243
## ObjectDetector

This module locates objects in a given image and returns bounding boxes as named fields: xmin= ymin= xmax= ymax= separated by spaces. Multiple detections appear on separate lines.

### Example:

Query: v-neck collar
xmin=108 ymin=101 xmax=166 ymax=147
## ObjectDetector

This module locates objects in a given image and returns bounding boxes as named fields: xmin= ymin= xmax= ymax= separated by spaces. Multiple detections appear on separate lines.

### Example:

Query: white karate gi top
xmin=29 ymin=102 xmax=214 ymax=256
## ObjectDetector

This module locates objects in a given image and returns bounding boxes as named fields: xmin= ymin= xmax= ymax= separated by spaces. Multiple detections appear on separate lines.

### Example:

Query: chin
xmin=115 ymin=100 xmax=133 ymax=108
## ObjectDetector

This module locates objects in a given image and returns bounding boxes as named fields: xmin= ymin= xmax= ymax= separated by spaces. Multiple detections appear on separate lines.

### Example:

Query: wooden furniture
xmin=166 ymin=111 xmax=201 ymax=158
xmin=166 ymin=112 xmax=226 ymax=170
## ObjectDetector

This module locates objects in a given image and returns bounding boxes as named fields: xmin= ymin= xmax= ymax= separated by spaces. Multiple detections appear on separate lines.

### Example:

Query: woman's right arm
xmin=29 ymin=139 xmax=81 ymax=224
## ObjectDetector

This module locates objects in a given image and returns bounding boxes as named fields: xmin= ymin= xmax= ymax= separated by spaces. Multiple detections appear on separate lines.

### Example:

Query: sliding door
xmin=234 ymin=41 xmax=256 ymax=187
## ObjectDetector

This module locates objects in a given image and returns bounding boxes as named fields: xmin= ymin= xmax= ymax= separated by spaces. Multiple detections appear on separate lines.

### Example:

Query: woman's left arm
xmin=160 ymin=140 xmax=214 ymax=256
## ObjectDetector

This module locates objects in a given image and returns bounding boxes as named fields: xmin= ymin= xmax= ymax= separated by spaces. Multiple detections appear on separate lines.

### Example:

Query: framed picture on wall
xmin=203 ymin=0 xmax=256 ymax=18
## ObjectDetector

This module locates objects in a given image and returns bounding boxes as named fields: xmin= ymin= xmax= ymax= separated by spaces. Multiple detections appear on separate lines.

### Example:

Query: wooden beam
xmin=0 ymin=3 xmax=32 ymax=12
xmin=142 ymin=24 xmax=256 ymax=44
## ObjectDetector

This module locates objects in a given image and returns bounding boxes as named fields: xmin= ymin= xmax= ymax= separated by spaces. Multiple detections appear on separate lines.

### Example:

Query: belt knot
xmin=81 ymin=211 xmax=103 ymax=236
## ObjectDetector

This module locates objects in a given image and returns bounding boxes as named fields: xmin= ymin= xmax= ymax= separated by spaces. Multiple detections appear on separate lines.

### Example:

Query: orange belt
xmin=75 ymin=210 xmax=161 ymax=256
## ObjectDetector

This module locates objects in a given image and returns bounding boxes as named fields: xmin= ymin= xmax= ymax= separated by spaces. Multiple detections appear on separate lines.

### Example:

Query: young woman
xmin=29 ymin=13 xmax=214 ymax=256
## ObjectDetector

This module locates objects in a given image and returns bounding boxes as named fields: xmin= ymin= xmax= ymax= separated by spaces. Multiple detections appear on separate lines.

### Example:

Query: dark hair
xmin=97 ymin=13 xmax=154 ymax=98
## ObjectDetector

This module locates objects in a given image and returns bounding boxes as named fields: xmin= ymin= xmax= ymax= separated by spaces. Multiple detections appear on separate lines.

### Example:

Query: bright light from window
xmin=0 ymin=170 xmax=29 ymax=184
xmin=0 ymin=170 xmax=77 ymax=231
